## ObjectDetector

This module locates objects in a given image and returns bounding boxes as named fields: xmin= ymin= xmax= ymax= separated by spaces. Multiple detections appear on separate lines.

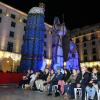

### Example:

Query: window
xmin=11 ymin=22 xmax=16 ymax=27
xmin=23 ymin=19 xmax=27 ymax=23
xmin=84 ymin=56 xmax=88 ymax=62
xmin=83 ymin=36 xmax=87 ymax=41
xmin=92 ymin=41 xmax=96 ymax=45
xmin=0 ymin=9 xmax=2 ymax=14
xmin=44 ymin=50 xmax=46 ymax=58
xmin=84 ymin=43 xmax=87 ymax=47
xmin=91 ymin=34 xmax=96 ymax=40
xmin=93 ymin=55 xmax=97 ymax=61
xmin=44 ymin=34 xmax=47 ymax=38
xmin=0 ymin=17 xmax=1 ymax=23
xmin=23 ymin=35 xmax=25 ymax=41
xmin=24 ymin=26 xmax=26 ymax=31
xmin=84 ymin=49 xmax=87 ymax=55
xmin=92 ymin=48 xmax=96 ymax=54
xmin=76 ymin=38 xmax=79 ymax=43
xmin=76 ymin=44 xmax=78 ymax=47
xmin=11 ymin=14 xmax=16 ymax=19
xmin=9 ymin=31 xmax=14 ymax=37
xmin=7 ymin=42 xmax=13 ymax=52
xmin=44 ymin=42 xmax=46 ymax=46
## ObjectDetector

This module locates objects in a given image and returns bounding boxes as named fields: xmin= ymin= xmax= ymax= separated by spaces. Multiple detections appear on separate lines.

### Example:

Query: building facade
xmin=71 ymin=24 xmax=100 ymax=68
xmin=0 ymin=2 xmax=52 ymax=72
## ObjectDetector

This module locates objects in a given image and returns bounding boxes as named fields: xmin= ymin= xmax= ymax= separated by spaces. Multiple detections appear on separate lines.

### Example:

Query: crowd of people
xmin=18 ymin=66 xmax=100 ymax=100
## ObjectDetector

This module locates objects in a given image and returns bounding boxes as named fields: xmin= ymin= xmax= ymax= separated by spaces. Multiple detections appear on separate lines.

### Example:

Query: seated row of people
xmin=18 ymin=67 xmax=100 ymax=100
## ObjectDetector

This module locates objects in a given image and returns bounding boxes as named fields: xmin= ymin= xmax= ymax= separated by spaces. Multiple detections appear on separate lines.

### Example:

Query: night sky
xmin=1 ymin=0 xmax=100 ymax=30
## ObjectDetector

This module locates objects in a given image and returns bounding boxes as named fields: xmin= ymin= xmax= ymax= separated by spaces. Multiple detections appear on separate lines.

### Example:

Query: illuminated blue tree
xmin=20 ymin=3 xmax=45 ymax=72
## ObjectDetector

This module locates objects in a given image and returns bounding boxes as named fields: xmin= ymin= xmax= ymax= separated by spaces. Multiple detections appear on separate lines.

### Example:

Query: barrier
xmin=74 ymin=88 xmax=82 ymax=99
xmin=97 ymin=89 xmax=100 ymax=100
xmin=0 ymin=72 xmax=24 ymax=84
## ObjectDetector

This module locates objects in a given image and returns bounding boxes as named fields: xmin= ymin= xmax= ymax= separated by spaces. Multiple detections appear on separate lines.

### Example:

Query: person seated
xmin=35 ymin=68 xmax=49 ymax=92
xmin=76 ymin=67 xmax=91 ymax=100
xmin=29 ymin=72 xmax=39 ymax=89
xmin=91 ymin=67 xmax=100 ymax=89
xmin=64 ymin=69 xmax=78 ymax=99
xmin=47 ymin=68 xmax=63 ymax=96
xmin=43 ymin=69 xmax=55 ymax=86
xmin=58 ymin=69 xmax=70 ymax=95
xmin=18 ymin=69 xmax=32 ymax=88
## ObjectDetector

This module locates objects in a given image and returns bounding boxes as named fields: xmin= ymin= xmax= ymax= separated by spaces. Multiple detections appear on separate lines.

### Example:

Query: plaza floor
xmin=0 ymin=85 xmax=69 ymax=100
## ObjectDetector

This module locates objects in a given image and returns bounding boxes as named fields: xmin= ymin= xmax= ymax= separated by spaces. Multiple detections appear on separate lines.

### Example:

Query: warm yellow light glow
xmin=0 ymin=50 xmax=21 ymax=72
xmin=7 ymin=60 xmax=9 ymax=63
xmin=19 ymin=19 xmax=22 ymax=22
xmin=80 ymin=61 xmax=100 ymax=68
xmin=0 ymin=52 xmax=4 ymax=59
xmin=64 ymin=62 xmax=66 ymax=66
xmin=0 ymin=51 xmax=21 ymax=61
xmin=46 ymin=59 xmax=51 ymax=65
xmin=6 ymin=13 xmax=9 ymax=16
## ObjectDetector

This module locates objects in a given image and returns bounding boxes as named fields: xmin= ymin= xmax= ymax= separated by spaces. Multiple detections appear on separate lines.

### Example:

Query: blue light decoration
xmin=51 ymin=17 xmax=67 ymax=72
xmin=51 ymin=17 xmax=60 ymax=72
xmin=20 ymin=3 xmax=45 ymax=72
xmin=66 ymin=40 xmax=80 ymax=71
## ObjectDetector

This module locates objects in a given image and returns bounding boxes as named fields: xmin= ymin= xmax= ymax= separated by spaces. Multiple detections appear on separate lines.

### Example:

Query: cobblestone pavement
xmin=0 ymin=86 xmax=71 ymax=100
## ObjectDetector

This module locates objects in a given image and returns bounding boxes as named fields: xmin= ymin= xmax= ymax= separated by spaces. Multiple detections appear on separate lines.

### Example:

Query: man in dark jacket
xmin=75 ymin=67 xmax=91 ymax=100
